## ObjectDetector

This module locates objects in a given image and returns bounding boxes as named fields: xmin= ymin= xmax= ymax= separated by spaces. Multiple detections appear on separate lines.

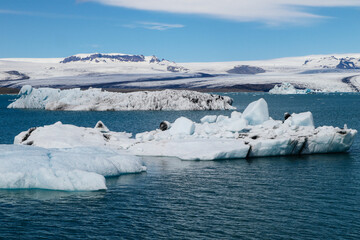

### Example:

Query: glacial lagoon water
xmin=0 ymin=93 xmax=360 ymax=239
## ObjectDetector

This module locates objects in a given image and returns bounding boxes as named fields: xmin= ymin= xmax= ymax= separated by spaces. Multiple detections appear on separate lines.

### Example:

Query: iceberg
xmin=169 ymin=117 xmax=195 ymax=136
xmin=242 ymin=98 xmax=269 ymax=125
xmin=7 ymin=85 xmax=235 ymax=111
xmin=14 ymin=98 xmax=357 ymax=161
xmin=0 ymin=145 xmax=146 ymax=191
xmin=200 ymin=115 xmax=217 ymax=123
xmin=284 ymin=111 xmax=314 ymax=127
xmin=269 ymin=82 xmax=313 ymax=94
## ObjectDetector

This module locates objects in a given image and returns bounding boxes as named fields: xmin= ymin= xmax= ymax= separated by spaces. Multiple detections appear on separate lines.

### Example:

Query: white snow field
xmin=1 ymin=53 xmax=360 ymax=92
xmin=0 ymin=145 xmax=146 ymax=191
xmin=15 ymin=99 xmax=357 ymax=161
xmin=7 ymin=85 xmax=234 ymax=111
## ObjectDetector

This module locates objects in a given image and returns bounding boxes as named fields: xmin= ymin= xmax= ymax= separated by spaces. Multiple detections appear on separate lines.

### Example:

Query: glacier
xmin=0 ymin=145 xmax=146 ymax=191
xmin=14 ymin=98 xmax=357 ymax=161
xmin=7 ymin=85 xmax=235 ymax=111
xmin=2 ymin=53 xmax=360 ymax=92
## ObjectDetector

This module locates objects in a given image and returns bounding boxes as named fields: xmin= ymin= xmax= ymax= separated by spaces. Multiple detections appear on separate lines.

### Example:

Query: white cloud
xmin=124 ymin=21 xmax=184 ymax=30
xmin=80 ymin=0 xmax=360 ymax=24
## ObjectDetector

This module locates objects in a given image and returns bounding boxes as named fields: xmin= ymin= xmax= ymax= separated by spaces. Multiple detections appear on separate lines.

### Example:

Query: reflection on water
xmin=0 ymin=189 xmax=106 ymax=202
xmin=106 ymin=172 xmax=147 ymax=188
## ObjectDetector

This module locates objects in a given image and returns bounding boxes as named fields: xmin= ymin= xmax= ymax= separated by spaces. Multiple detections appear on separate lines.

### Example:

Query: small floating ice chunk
xmin=169 ymin=117 xmax=195 ymax=136
xmin=200 ymin=115 xmax=217 ymax=123
xmin=216 ymin=115 xmax=229 ymax=124
xmin=242 ymin=98 xmax=269 ymax=125
xmin=231 ymin=111 xmax=242 ymax=119
xmin=285 ymin=112 xmax=314 ymax=128
xmin=226 ymin=118 xmax=248 ymax=132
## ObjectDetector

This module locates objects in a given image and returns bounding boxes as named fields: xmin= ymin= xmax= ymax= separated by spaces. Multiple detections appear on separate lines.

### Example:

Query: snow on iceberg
xmin=0 ymin=145 xmax=146 ymax=191
xmin=7 ymin=85 xmax=235 ymax=111
xmin=14 ymin=121 xmax=132 ymax=149
xmin=14 ymin=98 xmax=357 ymax=161
xmin=269 ymin=82 xmax=313 ymax=94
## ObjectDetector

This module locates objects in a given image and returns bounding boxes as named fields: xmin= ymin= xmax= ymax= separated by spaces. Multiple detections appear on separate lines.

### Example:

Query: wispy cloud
xmin=80 ymin=0 xmax=360 ymax=24
xmin=124 ymin=21 xmax=184 ymax=30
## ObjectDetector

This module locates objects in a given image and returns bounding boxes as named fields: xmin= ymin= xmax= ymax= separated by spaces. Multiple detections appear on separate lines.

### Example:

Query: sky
xmin=1 ymin=0 xmax=360 ymax=62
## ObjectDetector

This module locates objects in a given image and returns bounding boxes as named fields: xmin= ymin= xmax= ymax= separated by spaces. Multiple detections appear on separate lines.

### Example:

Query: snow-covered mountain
xmin=60 ymin=53 xmax=161 ymax=64
xmin=1 ymin=53 xmax=360 ymax=92
xmin=303 ymin=56 xmax=360 ymax=69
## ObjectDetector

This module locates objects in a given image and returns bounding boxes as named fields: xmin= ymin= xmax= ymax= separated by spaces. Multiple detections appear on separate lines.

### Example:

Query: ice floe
xmin=14 ymin=98 xmax=357 ymax=161
xmin=0 ymin=145 xmax=146 ymax=191
xmin=7 ymin=85 xmax=235 ymax=111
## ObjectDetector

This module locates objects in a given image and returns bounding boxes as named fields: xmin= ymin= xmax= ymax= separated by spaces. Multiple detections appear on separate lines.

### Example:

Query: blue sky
xmin=1 ymin=0 xmax=360 ymax=62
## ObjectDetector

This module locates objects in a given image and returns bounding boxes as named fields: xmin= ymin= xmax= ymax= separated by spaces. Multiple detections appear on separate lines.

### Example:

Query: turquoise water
xmin=0 ymin=93 xmax=360 ymax=239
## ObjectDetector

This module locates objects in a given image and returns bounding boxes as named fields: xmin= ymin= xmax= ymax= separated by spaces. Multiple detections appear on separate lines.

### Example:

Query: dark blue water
xmin=0 ymin=93 xmax=360 ymax=239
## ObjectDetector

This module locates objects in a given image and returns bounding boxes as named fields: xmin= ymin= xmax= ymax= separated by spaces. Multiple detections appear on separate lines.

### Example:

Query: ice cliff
xmin=8 ymin=85 xmax=235 ymax=111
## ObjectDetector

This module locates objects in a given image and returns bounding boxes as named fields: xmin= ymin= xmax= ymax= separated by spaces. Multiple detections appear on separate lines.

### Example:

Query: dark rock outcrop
xmin=336 ymin=59 xmax=360 ymax=69
xmin=167 ymin=65 xmax=189 ymax=73
xmin=227 ymin=65 xmax=266 ymax=74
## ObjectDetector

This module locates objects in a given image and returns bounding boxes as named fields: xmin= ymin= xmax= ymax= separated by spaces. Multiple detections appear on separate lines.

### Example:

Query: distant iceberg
xmin=7 ymin=85 xmax=235 ymax=111
xmin=0 ymin=145 xmax=146 ymax=191
xmin=269 ymin=82 xmax=313 ymax=94
xmin=15 ymin=98 xmax=357 ymax=161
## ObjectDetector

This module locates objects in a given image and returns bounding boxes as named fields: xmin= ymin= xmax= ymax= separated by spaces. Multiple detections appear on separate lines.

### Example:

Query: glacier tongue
xmin=7 ymin=85 xmax=235 ymax=111
xmin=13 ymin=98 xmax=357 ymax=161
xmin=0 ymin=145 xmax=146 ymax=191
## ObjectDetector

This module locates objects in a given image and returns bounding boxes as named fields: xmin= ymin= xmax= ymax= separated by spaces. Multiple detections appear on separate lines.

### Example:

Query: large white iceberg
xmin=0 ymin=145 xmax=146 ymax=191
xmin=7 ymin=85 xmax=235 ymax=111
xmin=14 ymin=98 xmax=357 ymax=161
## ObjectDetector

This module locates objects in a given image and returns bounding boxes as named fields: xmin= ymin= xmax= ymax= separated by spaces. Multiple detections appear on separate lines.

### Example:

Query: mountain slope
xmin=1 ymin=53 xmax=360 ymax=92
